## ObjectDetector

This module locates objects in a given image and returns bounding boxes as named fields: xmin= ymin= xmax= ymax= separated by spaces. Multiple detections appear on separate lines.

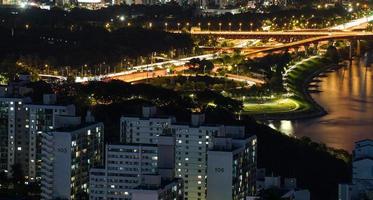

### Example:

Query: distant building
xmin=339 ymin=139 xmax=373 ymax=200
xmin=40 ymin=116 xmax=104 ymax=200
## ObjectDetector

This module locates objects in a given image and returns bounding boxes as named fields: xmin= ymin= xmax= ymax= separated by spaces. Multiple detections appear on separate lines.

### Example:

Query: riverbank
xmin=242 ymin=55 xmax=340 ymax=120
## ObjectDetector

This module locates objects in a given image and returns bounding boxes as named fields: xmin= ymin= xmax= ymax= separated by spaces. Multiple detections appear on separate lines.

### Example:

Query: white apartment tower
xmin=25 ymin=94 xmax=76 ymax=181
xmin=120 ymin=106 xmax=257 ymax=200
xmin=89 ymin=135 xmax=183 ymax=200
xmin=120 ymin=106 xmax=175 ymax=145
xmin=207 ymin=137 xmax=257 ymax=200
xmin=40 ymin=117 xmax=104 ymax=200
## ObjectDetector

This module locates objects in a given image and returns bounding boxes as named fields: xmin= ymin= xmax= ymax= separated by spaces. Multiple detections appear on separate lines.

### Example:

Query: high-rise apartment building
xmin=0 ymin=79 xmax=32 ymax=177
xmin=121 ymin=106 xmax=257 ymax=200
xmin=40 ymin=117 xmax=104 ymax=200
xmin=25 ymin=94 xmax=76 ymax=181
xmin=120 ymin=106 xmax=175 ymax=145
xmin=0 ymin=84 xmax=78 ymax=182
xmin=89 ymin=135 xmax=183 ymax=200
xmin=172 ymin=114 xmax=256 ymax=200
xmin=207 ymin=137 xmax=257 ymax=200
xmin=0 ymin=96 xmax=30 ymax=175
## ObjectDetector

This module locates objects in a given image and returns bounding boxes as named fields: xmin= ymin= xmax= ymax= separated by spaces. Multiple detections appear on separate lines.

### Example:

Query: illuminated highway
xmin=330 ymin=14 xmax=373 ymax=30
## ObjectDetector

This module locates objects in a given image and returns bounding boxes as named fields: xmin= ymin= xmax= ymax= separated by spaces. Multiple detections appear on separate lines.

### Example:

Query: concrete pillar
xmin=356 ymin=39 xmax=361 ymax=57
xmin=349 ymin=40 xmax=353 ymax=60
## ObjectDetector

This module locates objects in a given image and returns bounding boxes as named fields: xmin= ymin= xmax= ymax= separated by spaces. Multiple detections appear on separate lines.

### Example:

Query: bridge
xmin=190 ymin=30 xmax=373 ymax=41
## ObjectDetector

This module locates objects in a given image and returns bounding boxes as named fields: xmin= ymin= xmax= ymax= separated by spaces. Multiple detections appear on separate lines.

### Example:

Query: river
xmin=267 ymin=54 xmax=373 ymax=152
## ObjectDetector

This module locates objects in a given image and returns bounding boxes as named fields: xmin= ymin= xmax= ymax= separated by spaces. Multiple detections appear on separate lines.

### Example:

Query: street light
xmin=177 ymin=22 xmax=181 ymax=31
xmin=239 ymin=22 xmax=242 ymax=31
xmin=228 ymin=22 xmax=232 ymax=31
xmin=207 ymin=22 xmax=211 ymax=31
xmin=250 ymin=22 xmax=253 ymax=31
xmin=164 ymin=22 xmax=168 ymax=31
xmin=149 ymin=22 xmax=152 ymax=29
xmin=219 ymin=22 xmax=222 ymax=31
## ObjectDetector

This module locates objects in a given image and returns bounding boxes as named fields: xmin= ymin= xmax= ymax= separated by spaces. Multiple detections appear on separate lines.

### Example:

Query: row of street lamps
xmin=124 ymin=21 xmax=256 ymax=31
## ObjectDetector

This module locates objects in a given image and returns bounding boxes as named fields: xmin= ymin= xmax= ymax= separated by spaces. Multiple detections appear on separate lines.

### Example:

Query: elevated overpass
xmin=190 ymin=30 xmax=373 ymax=41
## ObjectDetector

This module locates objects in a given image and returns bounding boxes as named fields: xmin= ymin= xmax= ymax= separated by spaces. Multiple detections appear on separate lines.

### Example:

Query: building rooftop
xmin=133 ymin=178 xmax=182 ymax=191
xmin=53 ymin=122 xmax=103 ymax=132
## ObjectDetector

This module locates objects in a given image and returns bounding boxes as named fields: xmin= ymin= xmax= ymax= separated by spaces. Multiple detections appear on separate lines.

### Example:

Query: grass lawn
xmin=242 ymin=98 xmax=304 ymax=114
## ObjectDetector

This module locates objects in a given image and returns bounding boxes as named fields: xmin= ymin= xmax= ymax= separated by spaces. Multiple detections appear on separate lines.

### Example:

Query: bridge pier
xmin=349 ymin=39 xmax=362 ymax=59
xmin=356 ymin=39 xmax=361 ymax=57
xmin=349 ymin=41 xmax=353 ymax=60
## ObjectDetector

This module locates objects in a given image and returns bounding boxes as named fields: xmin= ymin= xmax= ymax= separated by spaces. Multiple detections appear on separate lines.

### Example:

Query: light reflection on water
xmin=266 ymin=55 xmax=373 ymax=151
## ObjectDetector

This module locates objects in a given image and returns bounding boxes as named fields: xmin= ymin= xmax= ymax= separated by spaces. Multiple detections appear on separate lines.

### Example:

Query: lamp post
xmin=239 ymin=22 xmax=242 ymax=31
xmin=219 ymin=22 xmax=222 ymax=31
